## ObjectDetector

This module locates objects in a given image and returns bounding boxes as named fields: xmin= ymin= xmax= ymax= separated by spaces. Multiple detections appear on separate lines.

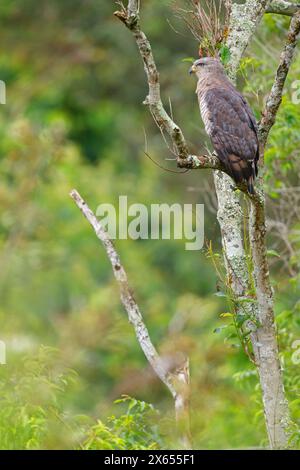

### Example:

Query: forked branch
xmin=114 ymin=0 xmax=222 ymax=173
xmin=70 ymin=189 xmax=192 ymax=448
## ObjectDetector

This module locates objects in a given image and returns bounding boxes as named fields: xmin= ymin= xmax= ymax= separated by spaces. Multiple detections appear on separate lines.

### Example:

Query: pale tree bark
xmin=248 ymin=11 xmax=300 ymax=448
xmin=267 ymin=0 xmax=300 ymax=16
xmin=113 ymin=0 xmax=300 ymax=448
xmin=213 ymin=1 xmax=299 ymax=449
xmin=211 ymin=3 xmax=300 ymax=449
xmin=70 ymin=189 xmax=192 ymax=449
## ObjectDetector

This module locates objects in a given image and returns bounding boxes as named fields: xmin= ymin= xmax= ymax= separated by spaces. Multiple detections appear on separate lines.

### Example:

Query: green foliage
xmin=0 ymin=347 xmax=161 ymax=450
xmin=276 ymin=303 xmax=300 ymax=446
xmin=0 ymin=347 xmax=78 ymax=449
xmin=182 ymin=57 xmax=195 ymax=63
xmin=81 ymin=396 xmax=162 ymax=450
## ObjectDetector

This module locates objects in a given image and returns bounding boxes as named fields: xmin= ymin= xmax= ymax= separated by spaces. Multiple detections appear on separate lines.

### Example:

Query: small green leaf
xmin=214 ymin=291 xmax=227 ymax=298
xmin=182 ymin=57 xmax=195 ymax=63
xmin=267 ymin=249 xmax=281 ymax=258
xmin=236 ymin=313 xmax=247 ymax=327
xmin=224 ymin=331 xmax=238 ymax=341
xmin=213 ymin=325 xmax=229 ymax=333
xmin=238 ymin=296 xmax=257 ymax=304
xmin=242 ymin=330 xmax=252 ymax=339
xmin=219 ymin=44 xmax=231 ymax=65
xmin=128 ymin=399 xmax=137 ymax=412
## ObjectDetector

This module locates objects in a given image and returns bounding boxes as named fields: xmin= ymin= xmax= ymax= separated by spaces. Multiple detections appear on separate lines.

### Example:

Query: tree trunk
xmin=249 ymin=187 xmax=290 ymax=448
xmin=214 ymin=0 xmax=290 ymax=449
xmin=116 ymin=0 xmax=292 ymax=449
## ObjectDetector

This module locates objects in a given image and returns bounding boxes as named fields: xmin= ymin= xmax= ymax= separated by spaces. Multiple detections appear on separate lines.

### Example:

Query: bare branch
xmin=70 ymin=188 xmax=192 ymax=448
xmin=266 ymin=0 xmax=300 ymax=16
xmin=177 ymin=153 xmax=223 ymax=170
xmin=259 ymin=11 xmax=300 ymax=147
xmin=114 ymin=0 xmax=226 ymax=176
xmin=114 ymin=3 xmax=189 ymax=160
xmin=70 ymin=190 xmax=175 ymax=393
xmin=178 ymin=153 xmax=263 ymax=199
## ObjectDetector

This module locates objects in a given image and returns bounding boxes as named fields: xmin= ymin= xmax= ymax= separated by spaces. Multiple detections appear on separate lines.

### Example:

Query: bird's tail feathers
xmin=227 ymin=154 xmax=256 ymax=194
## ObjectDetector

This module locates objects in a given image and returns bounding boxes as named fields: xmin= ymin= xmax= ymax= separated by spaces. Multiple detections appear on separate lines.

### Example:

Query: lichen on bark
xmin=218 ymin=0 xmax=291 ymax=449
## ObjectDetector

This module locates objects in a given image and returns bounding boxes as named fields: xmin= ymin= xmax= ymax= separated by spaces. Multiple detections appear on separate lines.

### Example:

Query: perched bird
xmin=190 ymin=57 xmax=259 ymax=194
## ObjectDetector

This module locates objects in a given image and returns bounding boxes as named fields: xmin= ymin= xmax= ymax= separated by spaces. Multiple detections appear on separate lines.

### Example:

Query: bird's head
xmin=189 ymin=57 xmax=224 ymax=78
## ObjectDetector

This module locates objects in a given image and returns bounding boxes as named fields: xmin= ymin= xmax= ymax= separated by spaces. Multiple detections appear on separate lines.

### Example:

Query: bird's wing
xmin=199 ymin=87 xmax=259 ymax=190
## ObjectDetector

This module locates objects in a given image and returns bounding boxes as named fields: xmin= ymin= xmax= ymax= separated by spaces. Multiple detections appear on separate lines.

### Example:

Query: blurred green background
xmin=0 ymin=0 xmax=299 ymax=449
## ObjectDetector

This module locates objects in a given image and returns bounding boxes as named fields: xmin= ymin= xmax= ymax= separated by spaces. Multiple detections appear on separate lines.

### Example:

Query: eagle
xmin=190 ymin=57 xmax=259 ymax=194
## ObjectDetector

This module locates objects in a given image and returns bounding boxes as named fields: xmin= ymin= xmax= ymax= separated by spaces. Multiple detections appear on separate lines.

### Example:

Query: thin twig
xmin=172 ymin=0 xmax=230 ymax=55
xmin=144 ymin=151 xmax=190 ymax=174
xmin=259 ymin=11 xmax=300 ymax=148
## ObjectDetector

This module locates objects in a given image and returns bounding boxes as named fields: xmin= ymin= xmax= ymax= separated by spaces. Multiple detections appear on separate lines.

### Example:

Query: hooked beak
xmin=189 ymin=64 xmax=197 ymax=75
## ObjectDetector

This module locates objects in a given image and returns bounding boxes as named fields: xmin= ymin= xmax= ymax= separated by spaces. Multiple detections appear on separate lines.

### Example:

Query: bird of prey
xmin=190 ymin=57 xmax=259 ymax=194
